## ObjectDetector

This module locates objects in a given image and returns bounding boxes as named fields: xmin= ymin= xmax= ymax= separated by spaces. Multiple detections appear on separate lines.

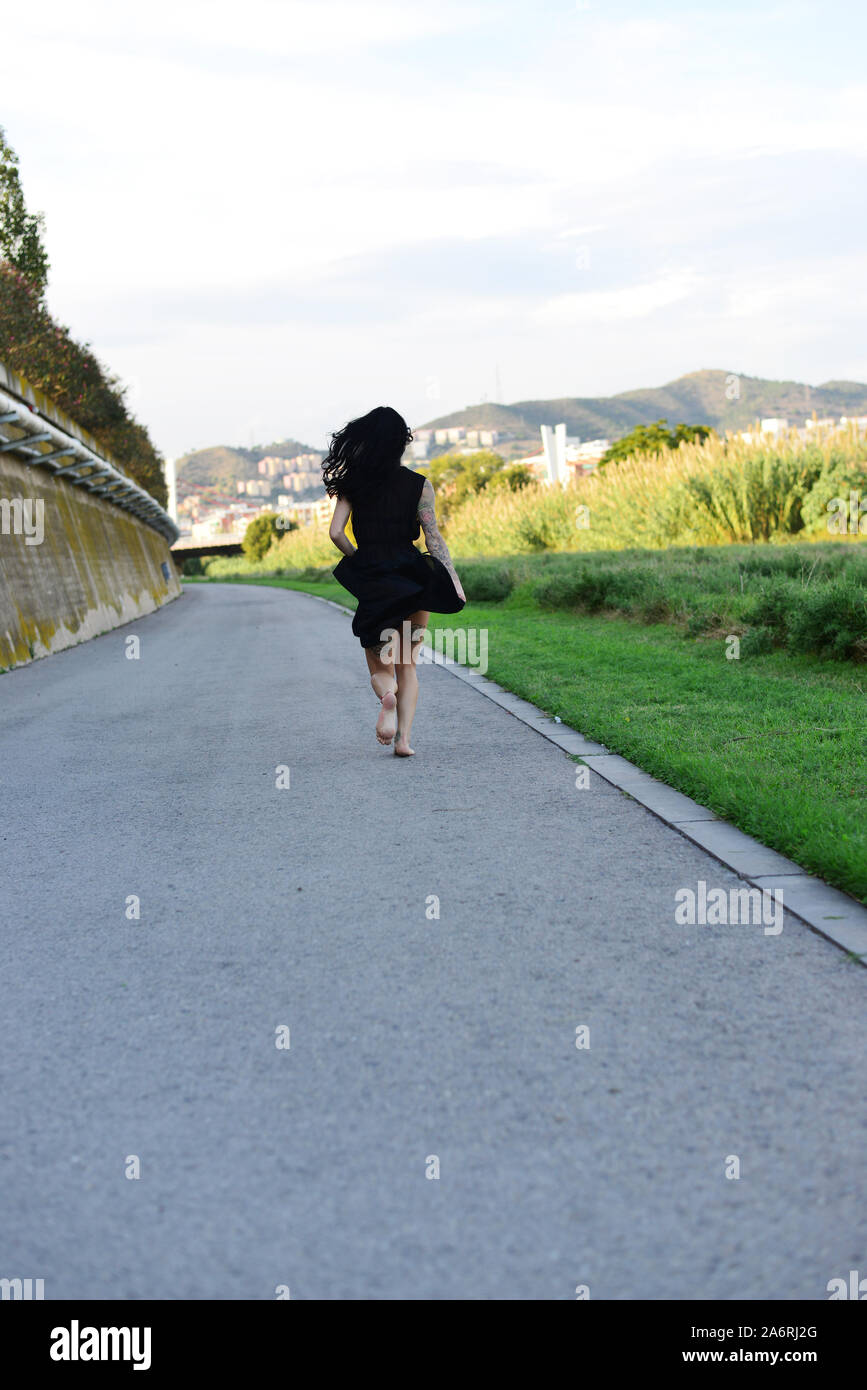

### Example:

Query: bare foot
xmin=376 ymin=691 xmax=397 ymax=745
xmin=393 ymin=730 xmax=415 ymax=757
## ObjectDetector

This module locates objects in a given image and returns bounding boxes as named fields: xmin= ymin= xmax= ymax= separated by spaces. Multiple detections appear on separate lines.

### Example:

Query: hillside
xmin=176 ymin=370 xmax=867 ymax=494
xmin=421 ymin=370 xmax=867 ymax=440
xmin=177 ymin=438 xmax=318 ymax=496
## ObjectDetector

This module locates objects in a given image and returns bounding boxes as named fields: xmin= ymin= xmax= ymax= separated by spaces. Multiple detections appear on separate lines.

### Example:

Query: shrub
xmin=800 ymin=459 xmax=867 ymax=538
xmin=744 ymin=578 xmax=796 ymax=639
xmin=484 ymin=464 xmax=535 ymax=495
xmin=242 ymin=512 xmax=282 ymax=562
xmin=739 ymin=550 xmax=807 ymax=579
xmin=443 ymin=480 xmax=579 ymax=557
xmin=439 ymin=424 xmax=867 ymax=558
xmin=266 ymin=524 xmax=336 ymax=569
xmin=0 ymin=262 xmax=167 ymax=504
xmin=297 ymin=564 xmax=333 ymax=582
xmin=598 ymin=418 xmax=713 ymax=468
xmin=461 ymin=563 xmax=515 ymax=602
xmin=740 ymin=626 xmax=777 ymax=657
xmin=534 ymin=564 xmax=657 ymax=613
xmin=786 ymin=579 xmax=867 ymax=661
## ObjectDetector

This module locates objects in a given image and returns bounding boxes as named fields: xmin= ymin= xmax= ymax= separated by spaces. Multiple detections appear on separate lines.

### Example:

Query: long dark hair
xmin=322 ymin=405 xmax=412 ymax=503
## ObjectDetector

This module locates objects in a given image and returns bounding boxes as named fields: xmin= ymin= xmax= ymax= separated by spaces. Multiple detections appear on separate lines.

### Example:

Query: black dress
xmin=332 ymin=465 xmax=465 ymax=649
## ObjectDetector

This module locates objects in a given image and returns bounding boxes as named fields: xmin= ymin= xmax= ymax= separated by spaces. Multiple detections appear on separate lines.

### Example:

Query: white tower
xmin=165 ymin=458 xmax=178 ymax=523
xmin=540 ymin=423 xmax=567 ymax=485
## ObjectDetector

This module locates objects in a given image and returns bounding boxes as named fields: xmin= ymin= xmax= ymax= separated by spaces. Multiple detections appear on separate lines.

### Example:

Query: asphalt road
xmin=1 ymin=581 xmax=865 ymax=1300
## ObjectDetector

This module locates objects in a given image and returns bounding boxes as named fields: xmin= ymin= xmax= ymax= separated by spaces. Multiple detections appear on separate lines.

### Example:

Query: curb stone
xmin=305 ymin=589 xmax=867 ymax=963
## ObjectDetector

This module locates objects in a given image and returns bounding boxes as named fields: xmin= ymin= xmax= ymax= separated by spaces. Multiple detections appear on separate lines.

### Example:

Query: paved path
xmin=1 ymin=582 xmax=865 ymax=1300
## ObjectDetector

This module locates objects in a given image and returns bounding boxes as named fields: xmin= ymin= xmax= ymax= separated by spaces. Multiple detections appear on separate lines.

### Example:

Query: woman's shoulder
xmin=400 ymin=464 xmax=427 ymax=494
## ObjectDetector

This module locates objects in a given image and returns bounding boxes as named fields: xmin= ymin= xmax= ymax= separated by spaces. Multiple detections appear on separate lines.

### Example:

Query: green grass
xmin=463 ymin=593 xmax=866 ymax=905
xmin=189 ymin=540 xmax=867 ymax=662
xmin=185 ymin=571 xmax=867 ymax=904
xmin=454 ymin=544 xmax=867 ymax=662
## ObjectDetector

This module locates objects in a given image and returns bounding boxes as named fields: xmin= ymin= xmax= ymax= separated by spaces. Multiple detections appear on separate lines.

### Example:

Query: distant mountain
xmin=177 ymin=438 xmax=319 ymax=496
xmin=420 ymin=370 xmax=867 ymax=441
xmin=177 ymin=370 xmax=867 ymax=493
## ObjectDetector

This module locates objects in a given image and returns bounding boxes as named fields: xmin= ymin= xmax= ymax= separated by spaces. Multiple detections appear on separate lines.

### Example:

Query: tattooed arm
xmin=328 ymin=495 xmax=356 ymax=557
xmin=418 ymin=478 xmax=466 ymax=601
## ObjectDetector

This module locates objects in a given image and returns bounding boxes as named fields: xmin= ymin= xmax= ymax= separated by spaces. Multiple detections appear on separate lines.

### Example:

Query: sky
xmin=2 ymin=0 xmax=866 ymax=459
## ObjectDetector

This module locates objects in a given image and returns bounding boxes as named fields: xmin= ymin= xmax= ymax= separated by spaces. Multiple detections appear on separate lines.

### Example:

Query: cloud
xmin=11 ymin=0 xmax=488 ymax=56
xmin=721 ymin=256 xmax=867 ymax=322
xmin=533 ymin=271 xmax=704 ymax=325
xmin=3 ymin=0 xmax=867 ymax=454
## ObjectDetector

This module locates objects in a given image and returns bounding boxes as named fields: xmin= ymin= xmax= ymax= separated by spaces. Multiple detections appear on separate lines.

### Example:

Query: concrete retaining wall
xmin=0 ymin=369 xmax=180 ymax=670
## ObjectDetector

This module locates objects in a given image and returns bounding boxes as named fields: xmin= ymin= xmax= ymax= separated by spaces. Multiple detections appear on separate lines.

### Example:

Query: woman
xmin=325 ymin=405 xmax=466 ymax=757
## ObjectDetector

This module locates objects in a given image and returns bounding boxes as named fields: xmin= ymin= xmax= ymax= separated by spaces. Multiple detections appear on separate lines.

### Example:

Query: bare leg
xmin=365 ymin=646 xmax=397 ymax=745
xmin=394 ymin=610 xmax=428 ymax=756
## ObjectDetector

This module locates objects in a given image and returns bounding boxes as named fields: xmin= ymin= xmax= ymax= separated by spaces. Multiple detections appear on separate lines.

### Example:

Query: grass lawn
xmin=184 ymin=574 xmax=867 ymax=904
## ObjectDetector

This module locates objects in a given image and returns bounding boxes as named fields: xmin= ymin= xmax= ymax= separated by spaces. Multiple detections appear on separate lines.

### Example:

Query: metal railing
xmin=0 ymin=383 xmax=179 ymax=545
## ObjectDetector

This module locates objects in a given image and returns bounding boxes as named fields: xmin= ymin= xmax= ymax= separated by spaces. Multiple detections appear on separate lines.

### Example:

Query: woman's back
xmin=327 ymin=404 xmax=465 ymax=755
xmin=347 ymin=465 xmax=424 ymax=551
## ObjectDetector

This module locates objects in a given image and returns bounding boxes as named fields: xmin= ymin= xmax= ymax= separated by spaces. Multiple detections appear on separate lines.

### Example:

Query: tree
xmin=243 ymin=511 xmax=282 ymax=562
xmin=0 ymin=126 xmax=49 ymax=296
xmin=598 ymin=418 xmax=712 ymax=468
xmin=421 ymin=449 xmax=532 ymax=523
xmin=484 ymin=463 xmax=535 ymax=496
xmin=0 ymin=263 xmax=168 ymax=505
xmin=0 ymin=130 xmax=168 ymax=507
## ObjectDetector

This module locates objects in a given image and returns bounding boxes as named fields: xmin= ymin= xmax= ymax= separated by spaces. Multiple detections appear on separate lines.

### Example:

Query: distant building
xmin=512 ymin=450 xmax=548 ymax=480
xmin=283 ymin=452 xmax=323 ymax=472
xmin=434 ymin=427 xmax=471 ymax=446
xmin=428 ymin=427 xmax=509 ymax=456
xmin=190 ymin=509 xmax=244 ymax=541
xmin=280 ymin=496 xmax=334 ymax=529
xmin=569 ymin=439 xmax=609 ymax=472
xmin=735 ymin=414 xmax=867 ymax=444
xmin=282 ymin=473 xmax=319 ymax=493
xmin=514 ymin=427 xmax=608 ymax=484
